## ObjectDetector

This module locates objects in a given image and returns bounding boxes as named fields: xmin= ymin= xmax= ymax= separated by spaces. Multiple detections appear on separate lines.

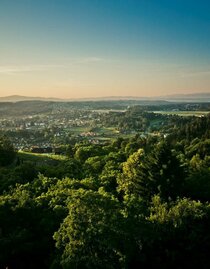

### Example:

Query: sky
xmin=0 ymin=0 xmax=210 ymax=98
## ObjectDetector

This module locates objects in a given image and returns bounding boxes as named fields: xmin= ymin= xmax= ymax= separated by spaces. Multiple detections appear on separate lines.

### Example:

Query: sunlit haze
xmin=0 ymin=0 xmax=210 ymax=98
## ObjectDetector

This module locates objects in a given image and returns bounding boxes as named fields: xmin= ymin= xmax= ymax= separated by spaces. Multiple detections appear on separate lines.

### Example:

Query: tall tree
xmin=118 ymin=142 xmax=185 ymax=202
xmin=0 ymin=136 xmax=16 ymax=166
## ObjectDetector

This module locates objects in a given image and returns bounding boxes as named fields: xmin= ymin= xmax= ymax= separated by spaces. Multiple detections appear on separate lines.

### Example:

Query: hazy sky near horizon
xmin=0 ymin=0 xmax=210 ymax=98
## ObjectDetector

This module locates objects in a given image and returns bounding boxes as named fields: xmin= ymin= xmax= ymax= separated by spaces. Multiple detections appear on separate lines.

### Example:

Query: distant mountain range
xmin=161 ymin=92 xmax=210 ymax=102
xmin=0 ymin=95 xmax=63 ymax=102
xmin=0 ymin=93 xmax=209 ymax=102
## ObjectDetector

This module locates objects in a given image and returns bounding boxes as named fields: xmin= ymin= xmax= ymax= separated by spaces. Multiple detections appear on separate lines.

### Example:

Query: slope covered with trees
xmin=0 ymin=114 xmax=210 ymax=268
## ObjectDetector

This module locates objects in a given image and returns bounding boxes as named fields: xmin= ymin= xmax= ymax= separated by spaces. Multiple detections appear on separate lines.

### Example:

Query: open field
xmin=153 ymin=111 xmax=210 ymax=117
xmin=18 ymin=151 xmax=67 ymax=162
xmin=68 ymin=126 xmax=89 ymax=134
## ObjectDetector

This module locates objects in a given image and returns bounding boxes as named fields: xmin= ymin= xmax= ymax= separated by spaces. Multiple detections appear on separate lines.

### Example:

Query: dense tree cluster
xmin=0 ymin=114 xmax=210 ymax=268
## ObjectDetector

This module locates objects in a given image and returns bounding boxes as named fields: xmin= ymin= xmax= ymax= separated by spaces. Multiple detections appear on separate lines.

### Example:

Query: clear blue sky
xmin=0 ymin=0 xmax=210 ymax=98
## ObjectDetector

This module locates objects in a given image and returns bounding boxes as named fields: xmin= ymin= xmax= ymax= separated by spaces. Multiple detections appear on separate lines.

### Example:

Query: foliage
xmin=0 ymin=112 xmax=210 ymax=268
xmin=54 ymin=189 xmax=125 ymax=269
xmin=118 ymin=142 xmax=185 ymax=201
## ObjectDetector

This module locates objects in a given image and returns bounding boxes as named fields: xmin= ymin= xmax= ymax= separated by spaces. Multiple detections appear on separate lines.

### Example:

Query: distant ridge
xmin=0 ymin=95 xmax=148 ymax=102
xmin=0 ymin=95 xmax=63 ymax=102
xmin=0 ymin=92 xmax=209 ymax=102
xmin=0 ymin=95 xmax=155 ymax=102
xmin=161 ymin=92 xmax=210 ymax=101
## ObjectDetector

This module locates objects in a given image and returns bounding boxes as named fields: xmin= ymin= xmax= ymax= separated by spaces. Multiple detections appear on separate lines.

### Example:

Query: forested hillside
xmin=0 ymin=113 xmax=210 ymax=269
